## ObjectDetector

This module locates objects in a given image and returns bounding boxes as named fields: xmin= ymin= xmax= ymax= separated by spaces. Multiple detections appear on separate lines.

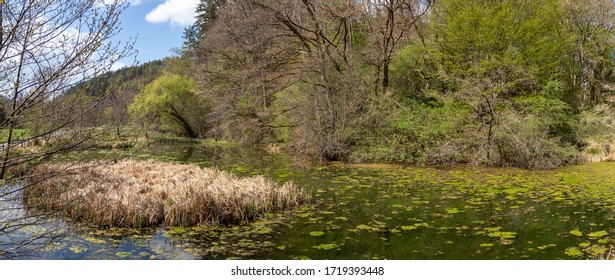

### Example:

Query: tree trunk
xmin=169 ymin=106 xmax=198 ymax=138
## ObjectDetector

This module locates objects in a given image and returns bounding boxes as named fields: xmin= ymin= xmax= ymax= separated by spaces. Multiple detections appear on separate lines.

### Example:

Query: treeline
xmin=124 ymin=0 xmax=615 ymax=168
xmin=64 ymin=60 xmax=163 ymax=137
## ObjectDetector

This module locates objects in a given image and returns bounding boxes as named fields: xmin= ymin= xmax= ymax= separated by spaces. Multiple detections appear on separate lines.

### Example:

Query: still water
xmin=1 ymin=144 xmax=613 ymax=259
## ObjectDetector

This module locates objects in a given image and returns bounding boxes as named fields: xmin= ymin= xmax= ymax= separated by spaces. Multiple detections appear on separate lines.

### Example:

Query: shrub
xmin=495 ymin=110 xmax=577 ymax=169
xmin=351 ymin=97 xmax=471 ymax=164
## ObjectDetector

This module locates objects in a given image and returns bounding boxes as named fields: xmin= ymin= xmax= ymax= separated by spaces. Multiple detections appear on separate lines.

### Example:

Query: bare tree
xmin=255 ymin=0 xmax=366 ymax=159
xmin=362 ymin=0 xmax=431 ymax=94
xmin=0 ymin=0 xmax=134 ymax=259
xmin=198 ymin=0 xmax=301 ymax=145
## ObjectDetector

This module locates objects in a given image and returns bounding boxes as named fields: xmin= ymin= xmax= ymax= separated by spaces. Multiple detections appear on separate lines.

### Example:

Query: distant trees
xmin=254 ymin=0 xmax=368 ymax=159
xmin=68 ymin=60 xmax=164 ymax=138
xmin=183 ymin=0 xmax=226 ymax=54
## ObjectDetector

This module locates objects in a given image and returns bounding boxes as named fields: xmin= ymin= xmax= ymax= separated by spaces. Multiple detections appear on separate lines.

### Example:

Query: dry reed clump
xmin=24 ymin=160 xmax=308 ymax=227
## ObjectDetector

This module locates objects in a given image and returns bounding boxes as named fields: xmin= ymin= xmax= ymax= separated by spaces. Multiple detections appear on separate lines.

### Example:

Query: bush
xmin=350 ymin=97 xmax=471 ymax=164
xmin=495 ymin=110 xmax=577 ymax=169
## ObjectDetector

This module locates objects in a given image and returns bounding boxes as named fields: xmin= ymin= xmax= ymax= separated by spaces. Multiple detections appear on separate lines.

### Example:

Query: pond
xmin=1 ymin=143 xmax=613 ymax=259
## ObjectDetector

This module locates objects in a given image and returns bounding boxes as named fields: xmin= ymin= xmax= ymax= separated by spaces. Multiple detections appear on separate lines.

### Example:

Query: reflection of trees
xmin=0 ymin=0 xmax=135 ymax=258
xmin=0 ymin=183 xmax=67 ymax=259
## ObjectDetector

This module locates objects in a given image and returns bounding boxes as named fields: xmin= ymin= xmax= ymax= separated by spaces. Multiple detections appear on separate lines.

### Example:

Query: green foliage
xmin=180 ymin=0 xmax=615 ymax=168
xmin=432 ymin=0 xmax=567 ymax=86
xmin=495 ymin=110 xmax=577 ymax=169
xmin=390 ymin=43 xmax=448 ymax=99
xmin=351 ymin=97 xmax=470 ymax=164
xmin=514 ymin=96 xmax=577 ymax=143
xmin=494 ymin=96 xmax=577 ymax=168
xmin=0 ymin=129 xmax=31 ymax=143
xmin=129 ymin=74 xmax=204 ymax=138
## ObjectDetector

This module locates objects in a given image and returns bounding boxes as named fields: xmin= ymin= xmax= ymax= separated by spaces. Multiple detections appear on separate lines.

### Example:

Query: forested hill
xmin=68 ymin=60 xmax=164 ymax=100
xmin=64 ymin=60 xmax=165 ymax=135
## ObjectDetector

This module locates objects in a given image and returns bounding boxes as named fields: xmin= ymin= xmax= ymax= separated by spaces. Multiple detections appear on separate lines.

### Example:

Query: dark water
xmin=1 ymin=144 xmax=614 ymax=259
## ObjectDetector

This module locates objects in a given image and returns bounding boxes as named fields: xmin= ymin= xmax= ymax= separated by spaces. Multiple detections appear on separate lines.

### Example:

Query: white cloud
xmin=145 ymin=0 xmax=199 ymax=26
xmin=97 ymin=0 xmax=144 ymax=7
xmin=110 ymin=61 xmax=127 ymax=71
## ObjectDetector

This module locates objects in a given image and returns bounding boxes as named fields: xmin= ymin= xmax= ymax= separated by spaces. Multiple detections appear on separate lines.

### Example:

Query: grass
xmin=24 ymin=159 xmax=308 ymax=227
xmin=0 ymin=129 xmax=31 ymax=143
xmin=91 ymin=127 xmax=233 ymax=150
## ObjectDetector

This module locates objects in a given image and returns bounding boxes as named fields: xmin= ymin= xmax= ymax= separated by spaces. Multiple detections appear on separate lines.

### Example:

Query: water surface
xmin=1 ymin=143 xmax=613 ymax=259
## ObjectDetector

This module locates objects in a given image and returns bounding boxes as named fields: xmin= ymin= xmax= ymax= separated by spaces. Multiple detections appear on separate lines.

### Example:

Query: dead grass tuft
xmin=24 ymin=160 xmax=308 ymax=227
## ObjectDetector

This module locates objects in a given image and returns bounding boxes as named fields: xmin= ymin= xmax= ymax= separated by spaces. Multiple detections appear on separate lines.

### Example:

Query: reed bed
xmin=24 ymin=160 xmax=307 ymax=227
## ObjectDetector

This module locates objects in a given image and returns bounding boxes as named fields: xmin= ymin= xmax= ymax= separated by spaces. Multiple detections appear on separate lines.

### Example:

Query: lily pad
xmin=587 ymin=245 xmax=609 ymax=256
xmin=309 ymin=231 xmax=325 ymax=237
xmin=488 ymin=231 xmax=517 ymax=239
xmin=256 ymin=228 xmax=272 ymax=234
xmin=565 ymin=247 xmax=583 ymax=258
xmin=84 ymin=236 xmax=106 ymax=244
xmin=587 ymin=231 xmax=608 ymax=238
xmin=115 ymin=251 xmax=131 ymax=258
xmin=356 ymin=224 xmax=378 ymax=231
xmin=401 ymin=225 xmax=417 ymax=231
xmin=313 ymin=243 xmax=339 ymax=250
xmin=168 ymin=227 xmax=186 ymax=235
xmin=569 ymin=229 xmax=583 ymax=237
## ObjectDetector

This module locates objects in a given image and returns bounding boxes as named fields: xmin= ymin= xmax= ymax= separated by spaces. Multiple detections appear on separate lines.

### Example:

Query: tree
xmin=197 ymin=0 xmax=300 ymax=145
xmin=183 ymin=0 xmax=226 ymax=55
xmin=0 ymin=0 xmax=134 ymax=258
xmin=362 ymin=0 xmax=432 ymax=94
xmin=562 ymin=0 xmax=615 ymax=108
xmin=254 ymin=0 xmax=367 ymax=160
xmin=129 ymin=73 xmax=204 ymax=138
xmin=429 ymin=0 xmax=568 ymax=162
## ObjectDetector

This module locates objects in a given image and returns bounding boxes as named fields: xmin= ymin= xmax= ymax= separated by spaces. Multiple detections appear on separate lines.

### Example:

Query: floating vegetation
xmin=115 ymin=251 xmax=131 ymax=258
xmin=12 ymin=145 xmax=615 ymax=260
xmin=256 ymin=228 xmax=272 ymax=235
xmin=565 ymin=247 xmax=583 ymax=258
xmin=587 ymin=231 xmax=608 ymax=238
xmin=313 ymin=243 xmax=339 ymax=250
xmin=25 ymin=160 xmax=308 ymax=227
xmin=69 ymin=245 xmax=87 ymax=254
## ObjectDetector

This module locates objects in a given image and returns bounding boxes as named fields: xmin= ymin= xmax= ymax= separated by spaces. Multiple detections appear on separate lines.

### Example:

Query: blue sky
xmin=112 ymin=0 xmax=199 ymax=68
